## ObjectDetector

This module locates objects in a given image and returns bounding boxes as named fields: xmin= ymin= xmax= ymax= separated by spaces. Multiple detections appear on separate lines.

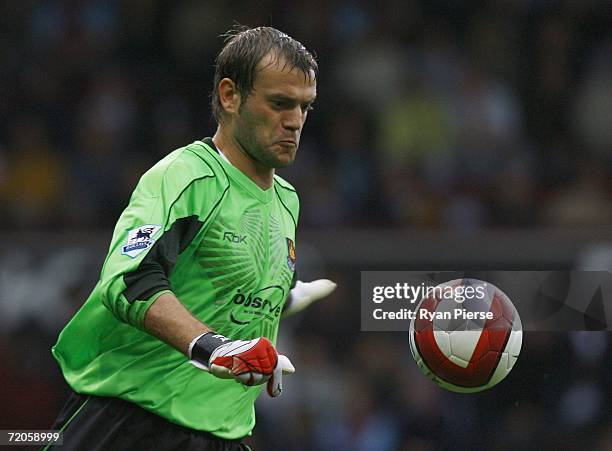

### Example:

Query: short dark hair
xmin=211 ymin=26 xmax=318 ymax=123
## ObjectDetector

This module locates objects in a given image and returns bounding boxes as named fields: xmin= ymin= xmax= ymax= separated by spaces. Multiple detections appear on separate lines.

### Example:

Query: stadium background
xmin=1 ymin=1 xmax=611 ymax=449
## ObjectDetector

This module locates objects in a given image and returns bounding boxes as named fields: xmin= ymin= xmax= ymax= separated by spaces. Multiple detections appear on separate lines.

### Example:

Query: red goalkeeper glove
xmin=188 ymin=333 xmax=295 ymax=397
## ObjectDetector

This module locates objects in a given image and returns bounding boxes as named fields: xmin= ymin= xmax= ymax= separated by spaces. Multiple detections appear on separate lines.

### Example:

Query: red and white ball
xmin=409 ymin=279 xmax=522 ymax=393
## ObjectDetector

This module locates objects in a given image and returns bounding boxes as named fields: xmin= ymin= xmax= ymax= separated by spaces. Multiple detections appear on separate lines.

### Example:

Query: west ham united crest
xmin=286 ymin=237 xmax=296 ymax=271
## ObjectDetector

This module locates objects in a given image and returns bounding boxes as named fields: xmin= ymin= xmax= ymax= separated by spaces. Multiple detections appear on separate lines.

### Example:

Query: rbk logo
xmin=223 ymin=232 xmax=247 ymax=243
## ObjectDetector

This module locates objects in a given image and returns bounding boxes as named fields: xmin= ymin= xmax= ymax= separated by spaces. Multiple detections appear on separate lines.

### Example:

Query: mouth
xmin=277 ymin=138 xmax=297 ymax=146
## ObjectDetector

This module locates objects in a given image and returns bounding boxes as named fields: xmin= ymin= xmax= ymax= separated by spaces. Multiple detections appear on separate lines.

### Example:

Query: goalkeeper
xmin=48 ymin=26 xmax=335 ymax=450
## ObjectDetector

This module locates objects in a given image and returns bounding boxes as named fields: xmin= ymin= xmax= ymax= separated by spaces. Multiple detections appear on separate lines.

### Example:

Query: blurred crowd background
xmin=1 ymin=1 xmax=611 ymax=450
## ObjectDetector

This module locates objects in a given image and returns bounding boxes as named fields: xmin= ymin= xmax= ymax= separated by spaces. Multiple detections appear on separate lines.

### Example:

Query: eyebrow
xmin=267 ymin=93 xmax=317 ymax=104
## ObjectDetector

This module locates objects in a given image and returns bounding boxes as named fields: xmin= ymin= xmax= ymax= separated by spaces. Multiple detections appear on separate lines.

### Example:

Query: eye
xmin=270 ymin=99 xmax=286 ymax=109
xmin=301 ymin=104 xmax=314 ymax=113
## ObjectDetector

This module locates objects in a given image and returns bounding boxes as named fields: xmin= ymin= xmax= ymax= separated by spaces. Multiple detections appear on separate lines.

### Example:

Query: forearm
xmin=143 ymin=292 xmax=212 ymax=355
xmin=142 ymin=291 xmax=293 ymax=397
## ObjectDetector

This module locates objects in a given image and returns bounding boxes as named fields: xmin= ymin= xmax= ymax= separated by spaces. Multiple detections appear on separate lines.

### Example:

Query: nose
xmin=282 ymin=106 xmax=303 ymax=132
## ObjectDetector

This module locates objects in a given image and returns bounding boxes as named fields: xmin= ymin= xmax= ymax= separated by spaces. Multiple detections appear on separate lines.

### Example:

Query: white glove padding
xmin=283 ymin=279 xmax=337 ymax=317
xmin=267 ymin=354 xmax=296 ymax=397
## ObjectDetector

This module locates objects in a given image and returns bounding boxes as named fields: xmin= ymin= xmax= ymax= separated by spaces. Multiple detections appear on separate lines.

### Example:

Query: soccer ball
xmin=409 ymin=278 xmax=522 ymax=393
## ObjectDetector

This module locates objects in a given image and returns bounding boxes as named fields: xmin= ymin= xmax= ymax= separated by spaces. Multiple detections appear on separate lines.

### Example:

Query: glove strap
xmin=188 ymin=332 xmax=229 ymax=367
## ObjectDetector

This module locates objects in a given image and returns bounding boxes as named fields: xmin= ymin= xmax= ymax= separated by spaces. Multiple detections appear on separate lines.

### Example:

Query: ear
xmin=218 ymin=78 xmax=241 ymax=116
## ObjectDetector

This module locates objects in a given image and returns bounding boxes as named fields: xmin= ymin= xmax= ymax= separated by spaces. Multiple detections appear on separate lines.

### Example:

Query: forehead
xmin=253 ymin=53 xmax=316 ymax=98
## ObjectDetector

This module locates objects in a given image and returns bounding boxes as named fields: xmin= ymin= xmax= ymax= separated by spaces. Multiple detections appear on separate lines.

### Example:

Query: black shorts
xmin=44 ymin=392 xmax=252 ymax=451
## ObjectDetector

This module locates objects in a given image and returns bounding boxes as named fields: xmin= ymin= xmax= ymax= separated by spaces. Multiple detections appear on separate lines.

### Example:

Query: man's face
xmin=232 ymin=54 xmax=317 ymax=168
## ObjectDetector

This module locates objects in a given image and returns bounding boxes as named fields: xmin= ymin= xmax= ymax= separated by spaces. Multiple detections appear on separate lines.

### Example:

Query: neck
xmin=212 ymin=128 xmax=274 ymax=190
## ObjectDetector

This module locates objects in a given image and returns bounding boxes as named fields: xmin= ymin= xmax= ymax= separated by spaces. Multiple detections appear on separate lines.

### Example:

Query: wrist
xmin=188 ymin=332 xmax=229 ymax=367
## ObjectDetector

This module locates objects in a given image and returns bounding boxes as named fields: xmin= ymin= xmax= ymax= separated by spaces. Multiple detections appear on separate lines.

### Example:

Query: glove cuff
xmin=188 ymin=332 xmax=229 ymax=367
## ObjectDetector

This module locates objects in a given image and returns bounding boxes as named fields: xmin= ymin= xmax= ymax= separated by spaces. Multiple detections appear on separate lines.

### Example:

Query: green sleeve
xmin=97 ymin=150 xmax=216 ymax=329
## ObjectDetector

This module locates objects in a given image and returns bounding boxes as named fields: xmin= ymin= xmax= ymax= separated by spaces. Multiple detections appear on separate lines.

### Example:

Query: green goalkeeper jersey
xmin=52 ymin=138 xmax=299 ymax=439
